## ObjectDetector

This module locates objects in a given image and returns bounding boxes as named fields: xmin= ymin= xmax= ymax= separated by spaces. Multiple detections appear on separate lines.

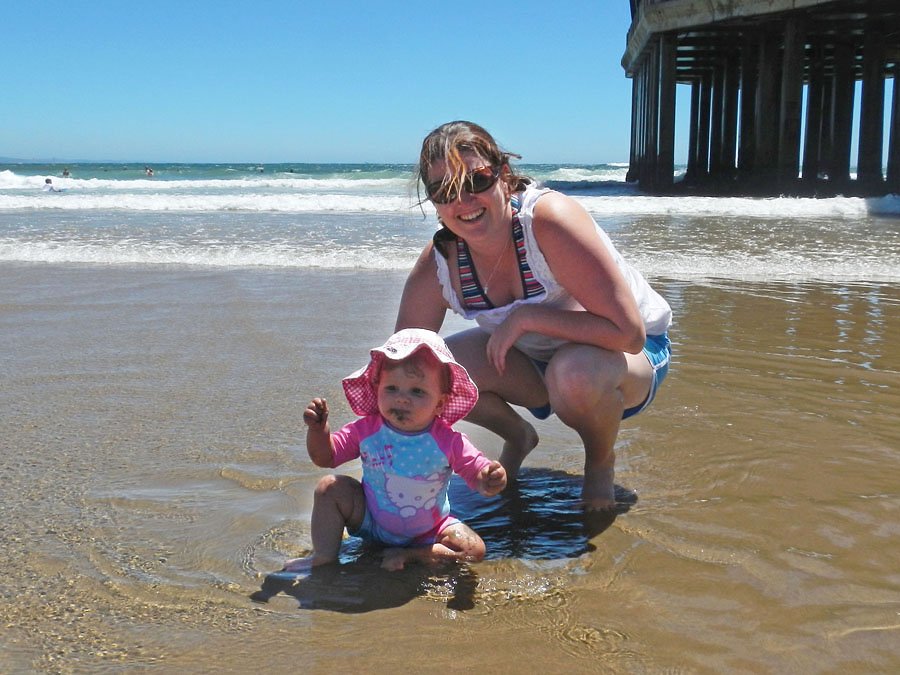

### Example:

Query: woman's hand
xmin=485 ymin=307 xmax=528 ymax=375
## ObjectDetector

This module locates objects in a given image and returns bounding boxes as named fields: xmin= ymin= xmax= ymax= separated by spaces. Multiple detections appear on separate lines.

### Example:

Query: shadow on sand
xmin=251 ymin=467 xmax=637 ymax=612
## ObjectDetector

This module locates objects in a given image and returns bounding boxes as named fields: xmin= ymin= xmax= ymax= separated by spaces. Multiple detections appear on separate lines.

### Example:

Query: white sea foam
xmin=541 ymin=166 xmax=629 ymax=182
xmin=1 ymin=166 xmax=897 ymax=281
xmin=3 ymin=238 xmax=894 ymax=280
xmin=0 ymin=169 xmax=410 ymax=192
xmin=630 ymin=251 xmax=900 ymax=283
xmin=0 ymin=193 xmax=419 ymax=212
xmin=579 ymin=195 xmax=899 ymax=219
xmin=0 ymin=239 xmax=421 ymax=270
xmin=4 ymin=191 xmax=898 ymax=219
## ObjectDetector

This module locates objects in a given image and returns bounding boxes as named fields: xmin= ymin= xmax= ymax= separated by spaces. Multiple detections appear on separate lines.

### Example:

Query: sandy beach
xmin=2 ymin=262 xmax=897 ymax=672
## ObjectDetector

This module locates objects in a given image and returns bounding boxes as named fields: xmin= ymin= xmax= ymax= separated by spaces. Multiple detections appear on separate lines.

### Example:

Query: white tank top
xmin=434 ymin=185 xmax=671 ymax=361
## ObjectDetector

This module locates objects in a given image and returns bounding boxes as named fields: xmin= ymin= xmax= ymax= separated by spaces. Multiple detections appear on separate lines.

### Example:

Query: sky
xmin=2 ymin=1 xmax=646 ymax=165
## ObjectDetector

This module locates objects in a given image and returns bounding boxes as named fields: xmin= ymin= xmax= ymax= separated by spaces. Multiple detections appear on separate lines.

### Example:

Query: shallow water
xmin=1 ymin=265 xmax=898 ymax=673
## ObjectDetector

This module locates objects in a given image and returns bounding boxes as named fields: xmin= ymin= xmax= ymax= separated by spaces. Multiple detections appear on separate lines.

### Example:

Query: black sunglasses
xmin=425 ymin=165 xmax=501 ymax=204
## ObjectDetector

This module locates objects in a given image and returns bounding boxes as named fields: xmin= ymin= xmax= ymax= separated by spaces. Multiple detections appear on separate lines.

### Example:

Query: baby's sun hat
xmin=342 ymin=328 xmax=479 ymax=425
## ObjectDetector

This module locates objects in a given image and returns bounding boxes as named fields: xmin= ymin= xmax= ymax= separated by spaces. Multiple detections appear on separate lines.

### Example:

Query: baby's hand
xmin=478 ymin=460 xmax=507 ymax=497
xmin=304 ymin=398 xmax=329 ymax=429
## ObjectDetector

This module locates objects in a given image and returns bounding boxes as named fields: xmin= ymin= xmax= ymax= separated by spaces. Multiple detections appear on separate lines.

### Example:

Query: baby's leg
xmin=284 ymin=474 xmax=365 ymax=571
xmin=438 ymin=521 xmax=486 ymax=561
xmin=380 ymin=521 xmax=486 ymax=571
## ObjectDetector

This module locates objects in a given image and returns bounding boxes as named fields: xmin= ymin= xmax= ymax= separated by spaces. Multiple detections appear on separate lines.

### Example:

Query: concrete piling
xmin=623 ymin=0 xmax=900 ymax=195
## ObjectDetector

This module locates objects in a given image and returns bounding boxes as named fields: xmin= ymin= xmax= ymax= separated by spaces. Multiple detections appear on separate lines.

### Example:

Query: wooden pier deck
xmin=622 ymin=0 xmax=900 ymax=195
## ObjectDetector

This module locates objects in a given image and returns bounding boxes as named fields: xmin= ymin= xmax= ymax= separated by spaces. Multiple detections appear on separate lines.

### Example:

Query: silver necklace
xmin=480 ymin=233 xmax=512 ymax=296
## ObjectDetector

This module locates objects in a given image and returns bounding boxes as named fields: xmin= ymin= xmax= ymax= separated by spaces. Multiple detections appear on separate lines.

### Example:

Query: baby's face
xmin=376 ymin=361 xmax=447 ymax=433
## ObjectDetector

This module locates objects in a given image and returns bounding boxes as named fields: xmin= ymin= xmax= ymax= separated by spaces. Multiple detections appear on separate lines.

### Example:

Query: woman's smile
xmin=458 ymin=207 xmax=486 ymax=222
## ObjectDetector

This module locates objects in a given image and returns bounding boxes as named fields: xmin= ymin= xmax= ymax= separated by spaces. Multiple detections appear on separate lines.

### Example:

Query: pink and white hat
xmin=342 ymin=328 xmax=479 ymax=425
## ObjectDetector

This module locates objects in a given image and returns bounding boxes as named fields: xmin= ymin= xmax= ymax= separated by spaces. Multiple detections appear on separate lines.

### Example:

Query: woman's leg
xmin=283 ymin=474 xmax=366 ymax=571
xmin=545 ymin=344 xmax=653 ymax=510
xmin=445 ymin=329 xmax=547 ymax=477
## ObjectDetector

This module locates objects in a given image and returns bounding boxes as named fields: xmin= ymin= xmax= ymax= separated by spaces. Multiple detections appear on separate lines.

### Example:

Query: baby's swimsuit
xmin=330 ymin=414 xmax=491 ymax=546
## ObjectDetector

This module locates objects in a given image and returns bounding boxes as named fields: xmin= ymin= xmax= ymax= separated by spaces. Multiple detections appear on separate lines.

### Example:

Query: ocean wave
xmin=0 ymin=170 xmax=411 ymax=193
xmin=633 ymin=251 xmax=900 ymax=282
xmin=4 ymin=190 xmax=899 ymax=219
xmin=0 ymin=193 xmax=422 ymax=213
xmin=5 ymin=168 xmax=898 ymax=220
xmin=2 ymin=237 xmax=895 ymax=281
xmin=540 ymin=180 xmax=637 ymax=196
xmin=536 ymin=166 xmax=630 ymax=183
xmin=866 ymin=194 xmax=900 ymax=217
xmin=0 ymin=239 xmax=421 ymax=270
xmin=579 ymin=194 xmax=898 ymax=219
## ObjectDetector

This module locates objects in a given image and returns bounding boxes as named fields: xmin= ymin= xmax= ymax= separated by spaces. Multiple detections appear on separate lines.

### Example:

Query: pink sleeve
xmin=434 ymin=422 xmax=491 ymax=491
xmin=329 ymin=417 xmax=368 ymax=467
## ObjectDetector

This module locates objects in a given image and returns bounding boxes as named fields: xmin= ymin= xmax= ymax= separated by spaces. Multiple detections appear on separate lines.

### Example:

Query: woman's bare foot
xmin=581 ymin=462 xmax=617 ymax=511
xmin=498 ymin=420 xmax=540 ymax=480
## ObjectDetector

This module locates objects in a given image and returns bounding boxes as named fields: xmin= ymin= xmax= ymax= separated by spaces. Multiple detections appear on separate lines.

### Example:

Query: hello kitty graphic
xmin=385 ymin=472 xmax=442 ymax=518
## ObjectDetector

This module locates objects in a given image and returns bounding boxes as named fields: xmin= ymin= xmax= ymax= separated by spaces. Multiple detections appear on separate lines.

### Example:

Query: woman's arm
xmin=395 ymin=242 xmax=450 ymax=332
xmin=487 ymin=193 xmax=645 ymax=372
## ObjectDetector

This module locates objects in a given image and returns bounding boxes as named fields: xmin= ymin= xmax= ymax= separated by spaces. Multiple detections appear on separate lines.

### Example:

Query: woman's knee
xmin=546 ymin=345 xmax=626 ymax=409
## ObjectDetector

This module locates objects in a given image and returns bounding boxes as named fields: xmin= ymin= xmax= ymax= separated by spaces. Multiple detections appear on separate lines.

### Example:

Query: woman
xmin=396 ymin=121 xmax=671 ymax=510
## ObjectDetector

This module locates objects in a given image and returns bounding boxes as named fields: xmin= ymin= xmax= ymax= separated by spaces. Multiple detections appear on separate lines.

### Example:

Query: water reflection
xmin=251 ymin=557 xmax=480 ymax=613
xmin=451 ymin=468 xmax=637 ymax=560
xmin=251 ymin=469 xmax=638 ymax=612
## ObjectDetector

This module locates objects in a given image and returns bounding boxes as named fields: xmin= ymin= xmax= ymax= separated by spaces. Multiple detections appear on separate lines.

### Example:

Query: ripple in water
xmin=248 ymin=468 xmax=637 ymax=612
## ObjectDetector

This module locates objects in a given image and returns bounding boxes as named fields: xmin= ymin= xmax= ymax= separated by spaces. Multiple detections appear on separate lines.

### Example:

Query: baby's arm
xmin=445 ymin=429 xmax=507 ymax=497
xmin=304 ymin=398 xmax=334 ymax=467
xmin=474 ymin=460 xmax=507 ymax=497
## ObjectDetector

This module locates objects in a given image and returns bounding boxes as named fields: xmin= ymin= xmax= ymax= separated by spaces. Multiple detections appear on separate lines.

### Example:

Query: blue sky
xmin=2 ymin=1 xmax=644 ymax=164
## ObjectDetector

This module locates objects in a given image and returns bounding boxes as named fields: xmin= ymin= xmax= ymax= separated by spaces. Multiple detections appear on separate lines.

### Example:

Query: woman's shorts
xmin=526 ymin=332 xmax=671 ymax=421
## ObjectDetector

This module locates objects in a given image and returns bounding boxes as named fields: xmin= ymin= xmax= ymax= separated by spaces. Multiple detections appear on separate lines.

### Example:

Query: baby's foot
xmin=281 ymin=556 xmax=315 ymax=573
xmin=380 ymin=548 xmax=410 ymax=571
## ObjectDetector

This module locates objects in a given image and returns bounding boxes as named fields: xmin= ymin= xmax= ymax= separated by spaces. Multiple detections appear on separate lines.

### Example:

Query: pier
xmin=622 ymin=0 xmax=900 ymax=195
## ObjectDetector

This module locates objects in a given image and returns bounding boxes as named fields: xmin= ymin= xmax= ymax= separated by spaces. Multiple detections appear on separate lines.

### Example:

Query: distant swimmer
xmin=145 ymin=166 xmax=154 ymax=177
xmin=62 ymin=168 xmax=70 ymax=177
xmin=42 ymin=178 xmax=62 ymax=193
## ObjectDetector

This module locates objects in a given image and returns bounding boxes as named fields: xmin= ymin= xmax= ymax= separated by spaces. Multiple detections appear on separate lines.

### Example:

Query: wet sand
xmin=1 ymin=264 xmax=898 ymax=673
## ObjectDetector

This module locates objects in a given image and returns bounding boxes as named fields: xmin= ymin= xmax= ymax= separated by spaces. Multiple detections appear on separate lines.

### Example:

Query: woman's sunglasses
xmin=425 ymin=165 xmax=501 ymax=204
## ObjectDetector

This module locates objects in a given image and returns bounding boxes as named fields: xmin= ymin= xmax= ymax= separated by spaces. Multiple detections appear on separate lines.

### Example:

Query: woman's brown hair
xmin=416 ymin=121 xmax=530 ymax=256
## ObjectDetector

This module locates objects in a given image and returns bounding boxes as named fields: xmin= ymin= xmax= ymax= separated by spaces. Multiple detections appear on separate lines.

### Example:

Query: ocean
xmin=2 ymin=162 xmax=899 ymax=672
xmin=2 ymin=161 xmax=899 ymax=279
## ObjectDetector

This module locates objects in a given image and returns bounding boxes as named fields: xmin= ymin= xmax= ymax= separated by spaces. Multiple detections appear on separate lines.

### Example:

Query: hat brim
xmin=342 ymin=331 xmax=478 ymax=426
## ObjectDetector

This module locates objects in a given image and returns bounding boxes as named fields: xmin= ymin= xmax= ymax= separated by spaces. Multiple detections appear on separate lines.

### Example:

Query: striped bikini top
xmin=456 ymin=196 xmax=546 ymax=310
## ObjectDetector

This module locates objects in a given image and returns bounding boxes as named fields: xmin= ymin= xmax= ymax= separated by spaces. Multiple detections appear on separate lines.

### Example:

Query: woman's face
xmin=426 ymin=151 xmax=511 ymax=244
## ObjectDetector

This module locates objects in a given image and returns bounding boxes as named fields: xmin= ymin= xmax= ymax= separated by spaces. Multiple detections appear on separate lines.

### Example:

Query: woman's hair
xmin=416 ymin=121 xmax=530 ymax=255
